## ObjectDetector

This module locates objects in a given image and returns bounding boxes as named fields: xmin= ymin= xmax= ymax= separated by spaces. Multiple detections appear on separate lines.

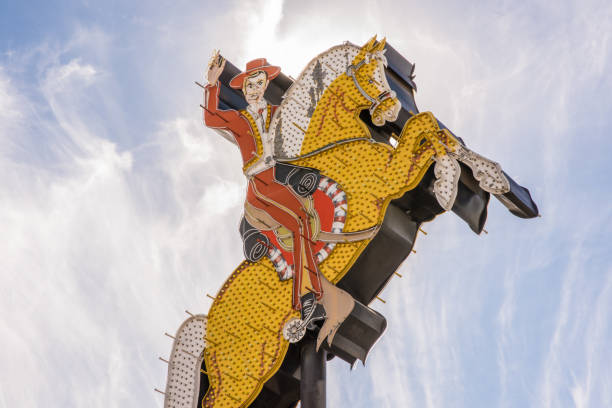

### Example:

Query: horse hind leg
xmin=200 ymin=261 xmax=297 ymax=407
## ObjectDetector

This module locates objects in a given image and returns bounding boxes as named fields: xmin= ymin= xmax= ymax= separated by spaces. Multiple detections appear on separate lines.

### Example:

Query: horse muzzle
xmin=371 ymin=96 xmax=400 ymax=126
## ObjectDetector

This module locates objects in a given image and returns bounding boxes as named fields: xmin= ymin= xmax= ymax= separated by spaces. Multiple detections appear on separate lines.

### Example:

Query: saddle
xmin=240 ymin=163 xmax=320 ymax=263
xmin=239 ymin=163 xmax=379 ymax=265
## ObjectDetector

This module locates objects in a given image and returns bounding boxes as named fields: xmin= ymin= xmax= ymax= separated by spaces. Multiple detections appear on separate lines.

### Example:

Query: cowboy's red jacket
xmin=203 ymin=83 xmax=277 ymax=174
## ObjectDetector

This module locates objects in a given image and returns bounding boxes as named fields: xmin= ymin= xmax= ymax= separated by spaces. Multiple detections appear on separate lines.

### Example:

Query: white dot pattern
xmin=451 ymin=145 xmax=510 ymax=194
xmin=271 ymin=44 xmax=360 ymax=158
xmin=433 ymin=155 xmax=461 ymax=211
xmin=163 ymin=315 xmax=207 ymax=408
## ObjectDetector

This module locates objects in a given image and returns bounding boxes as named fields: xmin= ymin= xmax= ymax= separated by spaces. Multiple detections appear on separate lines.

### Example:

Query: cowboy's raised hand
xmin=207 ymin=50 xmax=226 ymax=85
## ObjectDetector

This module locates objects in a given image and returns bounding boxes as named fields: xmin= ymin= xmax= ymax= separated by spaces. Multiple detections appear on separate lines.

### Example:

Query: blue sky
xmin=1 ymin=1 xmax=611 ymax=407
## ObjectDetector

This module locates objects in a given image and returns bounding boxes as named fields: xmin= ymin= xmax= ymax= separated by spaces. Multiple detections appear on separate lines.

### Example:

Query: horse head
xmin=348 ymin=36 xmax=401 ymax=126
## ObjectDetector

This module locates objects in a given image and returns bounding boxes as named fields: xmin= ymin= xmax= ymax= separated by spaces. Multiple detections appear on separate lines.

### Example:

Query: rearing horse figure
xmin=168 ymin=36 xmax=508 ymax=408
xmin=267 ymin=36 xmax=463 ymax=345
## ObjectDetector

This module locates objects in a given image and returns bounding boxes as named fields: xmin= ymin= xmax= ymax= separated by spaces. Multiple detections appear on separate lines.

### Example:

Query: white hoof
xmin=433 ymin=155 xmax=461 ymax=211
xmin=451 ymin=146 xmax=510 ymax=194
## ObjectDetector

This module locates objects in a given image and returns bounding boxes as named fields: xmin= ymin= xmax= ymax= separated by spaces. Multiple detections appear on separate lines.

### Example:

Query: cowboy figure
xmin=203 ymin=52 xmax=325 ymax=326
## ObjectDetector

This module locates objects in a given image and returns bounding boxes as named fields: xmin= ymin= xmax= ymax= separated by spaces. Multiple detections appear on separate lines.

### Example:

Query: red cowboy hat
xmin=229 ymin=58 xmax=281 ymax=89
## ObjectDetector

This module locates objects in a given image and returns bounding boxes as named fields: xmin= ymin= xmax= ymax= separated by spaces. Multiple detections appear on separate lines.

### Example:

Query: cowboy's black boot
xmin=300 ymin=292 xmax=326 ymax=330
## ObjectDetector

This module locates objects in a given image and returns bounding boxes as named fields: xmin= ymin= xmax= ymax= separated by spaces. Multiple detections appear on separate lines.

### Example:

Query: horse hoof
xmin=283 ymin=317 xmax=306 ymax=343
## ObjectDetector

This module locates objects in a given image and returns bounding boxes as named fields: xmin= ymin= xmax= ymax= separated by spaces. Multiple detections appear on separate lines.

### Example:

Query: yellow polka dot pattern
xmin=293 ymin=111 xmax=458 ymax=283
xmin=200 ymin=91 xmax=460 ymax=406
xmin=202 ymin=259 xmax=298 ymax=408
xmin=298 ymin=75 xmax=370 ymax=156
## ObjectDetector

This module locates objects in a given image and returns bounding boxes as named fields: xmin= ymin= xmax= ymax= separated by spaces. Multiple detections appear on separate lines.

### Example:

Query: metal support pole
xmin=300 ymin=334 xmax=326 ymax=408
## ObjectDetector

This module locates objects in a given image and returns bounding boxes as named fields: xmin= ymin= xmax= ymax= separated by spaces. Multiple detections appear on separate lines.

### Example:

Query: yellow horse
xmin=176 ymin=37 xmax=471 ymax=408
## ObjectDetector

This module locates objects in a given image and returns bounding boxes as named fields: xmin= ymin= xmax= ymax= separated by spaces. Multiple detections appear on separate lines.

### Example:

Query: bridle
xmin=346 ymin=57 xmax=396 ymax=115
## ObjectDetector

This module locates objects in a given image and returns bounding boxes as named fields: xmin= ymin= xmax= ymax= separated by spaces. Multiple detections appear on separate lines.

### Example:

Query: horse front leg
xmin=381 ymin=112 xmax=464 ymax=210
xmin=423 ymin=117 xmax=511 ymax=198
xmin=381 ymin=112 xmax=454 ymax=192
xmin=425 ymin=126 xmax=463 ymax=210
xmin=392 ymin=112 xmax=510 ymax=209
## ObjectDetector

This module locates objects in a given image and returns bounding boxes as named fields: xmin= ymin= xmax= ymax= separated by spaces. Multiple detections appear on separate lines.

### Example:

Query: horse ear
xmin=374 ymin=37 xmax=387 ymax=52
xmin=352 ymin=35 xmax=378 ymax=66
xmin=361 ymin=35 xmax=377 ymax=52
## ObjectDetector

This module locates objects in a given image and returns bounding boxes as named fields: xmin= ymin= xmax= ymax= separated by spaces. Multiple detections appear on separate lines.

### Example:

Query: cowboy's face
xmin=243 ymin=71 xmax=268 ymax=105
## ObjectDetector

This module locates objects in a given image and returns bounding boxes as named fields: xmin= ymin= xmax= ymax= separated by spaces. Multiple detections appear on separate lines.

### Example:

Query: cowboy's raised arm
xmin=203 ymin=53 xmax=239 ymax=129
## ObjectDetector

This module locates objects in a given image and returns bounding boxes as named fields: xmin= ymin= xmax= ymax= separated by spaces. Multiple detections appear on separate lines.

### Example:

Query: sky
xmin=1 ymin=0 xmax=611 ymax=407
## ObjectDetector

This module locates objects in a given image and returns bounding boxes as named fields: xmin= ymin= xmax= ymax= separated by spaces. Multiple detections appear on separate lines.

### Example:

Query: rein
xmin=346 ymin=57 xmax=396 ymax=115
xmin=275 ymin=137 xmax=373 ymax=162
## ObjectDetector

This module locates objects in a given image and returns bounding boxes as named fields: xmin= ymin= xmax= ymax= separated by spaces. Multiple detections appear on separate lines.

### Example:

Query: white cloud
xmin=0 ymin=68 xmax=25 ymax=153
xmin=0 ymin=27 xmax=245 ymax=408
xmin=0 ymin=69 xmax=21 ymax=122
xmin=2 ymin=0 xmax=612 ymax=407
xmin=535 ymin=209 xmax=612 ymax=408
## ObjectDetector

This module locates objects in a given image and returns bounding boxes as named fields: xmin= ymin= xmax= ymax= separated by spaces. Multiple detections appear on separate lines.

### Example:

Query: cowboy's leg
xmin=298 ymin=208 xmax=323 ymax=299
xmin=247 ymin=171 xmax=323 ymax=308
xmin=247 ymin=181 xmax=311 ymax=310
xmin=247 ymin=175 xmax=322 ymax=296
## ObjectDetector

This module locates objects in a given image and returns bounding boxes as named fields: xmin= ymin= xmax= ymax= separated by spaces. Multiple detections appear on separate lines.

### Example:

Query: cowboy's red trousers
xmin=246 ymin=167 xmax=323 ymax=310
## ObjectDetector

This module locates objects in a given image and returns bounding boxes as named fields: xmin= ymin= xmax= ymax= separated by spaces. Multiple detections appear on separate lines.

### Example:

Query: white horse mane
xmin=270 ymin=42 xmax=362 ymax=158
